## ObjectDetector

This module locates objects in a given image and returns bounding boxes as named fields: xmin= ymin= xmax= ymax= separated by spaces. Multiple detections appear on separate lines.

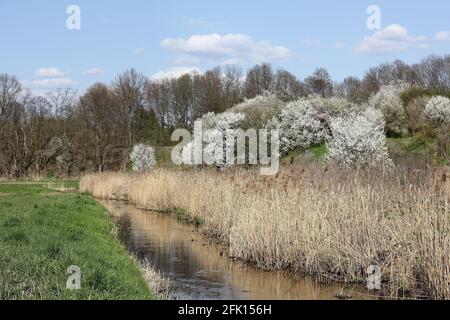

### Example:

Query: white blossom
xmin=45 ymin=136 xmax=73 ymax=173
xmin=326 ymin=108 xmax=392 ymax=168
xmin=230 ymin=93 xmax=285 ymax=129
xmin=206 ymin=112 xmax=245 ymax=131
xmin=278 ymin=99 xmax=329 ymax=153
xmin=424 ymin=96 xmax=450 ymax=125
xmin=368 ymin=82 xmax=409 ymax=135
xmin=309 ymin=95 xmax=361 ymax=118
xmin=130 ymin=144 xmax=156 ymax=173
xmin=182 ymin=112 xmax=245 ymax=166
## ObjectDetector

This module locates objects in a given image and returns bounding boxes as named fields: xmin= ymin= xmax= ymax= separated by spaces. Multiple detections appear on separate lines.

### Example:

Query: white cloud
xmin=151 ymin=66 xmax=201 ymax=81
xmin=26 ymin=88 xmax=52 ymax=97
xmin=29 ymin=78 xmax=77 ymax=88
xmin=35 ymin=68 xmax=65 ymax=78
xmin=25 ymin=68 xmax=77 ymax=91
xmin=82 ymin=68 xmax=104 ymax=76
xmin=300 ymin=39 xmax=321 ymax=47
xmin=161 ymin=33 xmax=291 ymax=64
xmin=436 ymin=31 xmax=450 ymax=41
xmin=355 ymin=24 xmax=428 ymax=54
xmin=134 ymin=47 xmax=145 ymax=55
xmin=333 ymin=42 xmax=346 ymax=49
xmin=417 ymin=43 xmax=430 ymax=50
xmin=173 ymin=54 xmax=201 ymax=66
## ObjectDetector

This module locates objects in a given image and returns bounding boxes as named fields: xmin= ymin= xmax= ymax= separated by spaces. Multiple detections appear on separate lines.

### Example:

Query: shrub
xmin=424 ymin=96 xmax=450 ymax=158
xmin=400 ymin=87 xmax=450 ymax=107
xmin=309 ymin=95 xmax=361 ymax=118
xmin=182 ymin=112 xmax=246 ymax=166
xmin=230 ymin=93 xmax=285 ymax=129
xmin=44 ymin=136 xmax=74 ymax=174
xmin=278 ymin=99 xmax=329 ymax=154
xmin=130 ymin=144 xmax=156 ymax=173
xmin=424 ymin=96 xmax=450 ymax=125
xmin=369 ymin=82 xmax=409 ymax=136
xmin=326 ymin=108 xmax=392 ymax=168
xmin=203 ymin=112 xmax=246 ymax=166
xmin=404 ymin=96 xmax=431 ymax=134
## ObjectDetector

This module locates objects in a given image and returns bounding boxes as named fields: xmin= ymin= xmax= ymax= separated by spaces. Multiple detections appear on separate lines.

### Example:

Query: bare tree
xmin=414 ymin=55 xmax=450 ymax=90
xmin=172 ymin=74 xmax=194 ymax=127
xmin=197 ymin=67 xmax=223 ymax=114
xmin=78 ymin=83 xmax=123 ymax=172
xmin=112 ymin=69 xmax=147 ymax=147
xmin=1 ymin=55 xmax=449 ymax=177
xmin=336 ymin=76 xmax=365 ymax=103
xmin=46 ymin=88 xmax=77 ymax=136
xmin=0 ymin=74 xmax=22 ymax=117
xmin=304 ymin=68 xmax=333 ymax=97
xmin=146 ymin=79 xmax=172 ymax=143
xmin=244 ymin=63 xmax=274 ymax=98
xmin=222 ymin=65 xmax=243 ymax=109
xmin=274 ymin=69 xmax=306 ymax=101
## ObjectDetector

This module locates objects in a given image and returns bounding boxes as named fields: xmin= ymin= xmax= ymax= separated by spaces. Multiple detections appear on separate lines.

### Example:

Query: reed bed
xmin=80 ymin=165 xmax=450 ymax=299
xmin=138 ymin=258 xmax=173 ymax=300
xmin=80 ymin=172 xmax=129 ymax=200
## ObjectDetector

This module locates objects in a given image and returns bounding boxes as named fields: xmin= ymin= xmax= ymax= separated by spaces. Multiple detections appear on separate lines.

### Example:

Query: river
xmin=101 ymin=200 xmax=377 ymax=300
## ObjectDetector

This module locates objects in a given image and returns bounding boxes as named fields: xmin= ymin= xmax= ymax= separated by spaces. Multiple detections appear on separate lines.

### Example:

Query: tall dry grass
xmin=80 ymin=172 xmax=129 ymax=200
xmin=139 ymin=258 xmax=173 ymax=300
xmin=80 ymin=165 xmax=450 ymax=299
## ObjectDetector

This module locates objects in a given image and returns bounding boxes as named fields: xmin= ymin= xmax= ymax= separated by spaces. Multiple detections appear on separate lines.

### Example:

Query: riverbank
xmin=80 ymin=165 xmax=450 ymax=300
xmin=0 ymin=182 xmax=157 ymax=300
xmin=102 ymin=199 xmax=376 ymax=299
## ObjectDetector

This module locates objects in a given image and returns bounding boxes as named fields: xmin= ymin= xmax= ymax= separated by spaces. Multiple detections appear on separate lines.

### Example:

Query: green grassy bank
xmin=0 ymin=182 xmax=155 ymax=300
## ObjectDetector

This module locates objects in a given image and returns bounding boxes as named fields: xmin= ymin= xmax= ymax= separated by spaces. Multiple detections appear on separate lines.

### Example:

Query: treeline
xmin=1 ymin=55 xmax=449 ymax=177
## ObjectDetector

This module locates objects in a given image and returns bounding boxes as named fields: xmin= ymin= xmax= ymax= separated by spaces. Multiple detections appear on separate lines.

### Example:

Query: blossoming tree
xmin=424 ymin=96 xmax=450 ymax=158
xmin=130 ymin=144 xmax=156 ymax=173
xmin=326 ymin=108 xmax=392 ymax=168
xmin=230 ymin=93 xmax=284 ymax=129
xmin=182 ymin=112 xmax=246 ymax=167
xmin=368 ymin=82 xmax=409 ymax=136
xmin=278 ymin=99 xmax=329 ymax=154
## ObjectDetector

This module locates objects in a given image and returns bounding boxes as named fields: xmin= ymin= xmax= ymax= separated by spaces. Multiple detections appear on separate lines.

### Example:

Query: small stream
xmin=101 ymin=200 xmax=377 ymax=300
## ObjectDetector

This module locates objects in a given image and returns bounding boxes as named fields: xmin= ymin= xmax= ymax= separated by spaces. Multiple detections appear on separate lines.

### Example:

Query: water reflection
xmin=102 ymin=200 xmax=375 ymax=300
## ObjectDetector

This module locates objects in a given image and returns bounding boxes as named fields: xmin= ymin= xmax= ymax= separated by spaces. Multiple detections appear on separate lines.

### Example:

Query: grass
xmin=81 ymin=166 xmax=450 ymax=300
xmin=0 ymin=183 xmax=155 ymax=300
xmin=309 ymin=144 xmax=328 ymax=159
xmin=387 ymin=136 xmax=449 ymax=167
xmin=281 ymin=144 xmax=328 ymax=164
xmin=175 ymin=207 xmax=205 ymax=227
xmin=155 ymin=146 xmax=175 ymax=167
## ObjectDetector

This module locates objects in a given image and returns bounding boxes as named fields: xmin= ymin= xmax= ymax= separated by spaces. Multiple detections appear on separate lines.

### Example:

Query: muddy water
xmin=101 ymin=200 xmax=376 ymax=300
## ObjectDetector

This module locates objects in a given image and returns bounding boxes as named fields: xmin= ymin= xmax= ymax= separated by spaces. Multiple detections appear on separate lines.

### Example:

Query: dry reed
xmin=80 ymin=165 xmax=450 ymax=299
xmin=139 ymin=258 xmax=173 ymax=300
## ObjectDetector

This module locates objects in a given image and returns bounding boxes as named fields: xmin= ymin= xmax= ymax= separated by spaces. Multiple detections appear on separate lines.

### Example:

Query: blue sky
xmin=1 ymin=0 xmax=449 ymax=94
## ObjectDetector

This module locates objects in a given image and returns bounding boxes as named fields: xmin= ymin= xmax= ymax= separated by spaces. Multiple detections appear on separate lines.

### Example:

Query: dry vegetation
xmin=137 ymin=258 xmax=173 ymax=300
xmin=80 ymin=165 xmax=450 ymax=299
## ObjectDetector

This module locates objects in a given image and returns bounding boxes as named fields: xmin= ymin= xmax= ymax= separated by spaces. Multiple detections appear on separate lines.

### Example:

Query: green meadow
xmin=0 ymin=182 xmax=155 ymax=300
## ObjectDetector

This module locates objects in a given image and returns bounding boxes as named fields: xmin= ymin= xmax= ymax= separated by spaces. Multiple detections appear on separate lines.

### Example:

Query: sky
xmin=1 ymin=0 xmax=449 ymax=94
